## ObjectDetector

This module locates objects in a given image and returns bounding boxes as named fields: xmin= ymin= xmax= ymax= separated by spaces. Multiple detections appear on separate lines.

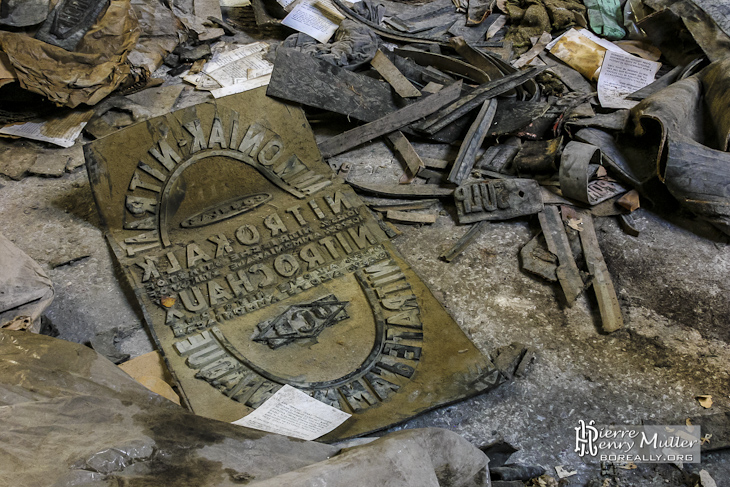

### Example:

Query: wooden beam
xmin=448 ymin=98 xmax=498 ymax=185
xmin=371 ymin=50 xmax=422 ymax=98
xmin=538 ymin=206 xmax=584 ymax=306
xmin=318 ymin=80 xmax=463 ymax=158
xmin=576 ymin=209 xmax=624 ymax=333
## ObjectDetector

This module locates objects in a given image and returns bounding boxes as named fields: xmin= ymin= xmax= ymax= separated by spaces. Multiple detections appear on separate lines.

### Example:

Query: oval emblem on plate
xmin=181 ymin=193 xmax=273 ymax=228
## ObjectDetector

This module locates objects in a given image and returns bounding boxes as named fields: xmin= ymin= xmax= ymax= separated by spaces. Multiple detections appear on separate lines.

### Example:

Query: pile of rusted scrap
xmin=251 ymin=0 xmax=730 ymax=335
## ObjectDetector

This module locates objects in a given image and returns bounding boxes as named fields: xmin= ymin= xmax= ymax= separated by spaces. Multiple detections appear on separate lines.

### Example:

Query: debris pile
xmin=1 ymin=0 xmax=729 ymax=485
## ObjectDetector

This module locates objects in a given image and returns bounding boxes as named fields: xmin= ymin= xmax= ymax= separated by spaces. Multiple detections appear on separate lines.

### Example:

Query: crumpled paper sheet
xmin=0 ymin=0 xmax=140 ymax=107
xmin=0 ymin=234 xmax=54 ymax=333
xmin=0 ymin=330 xmax=492 ymax=487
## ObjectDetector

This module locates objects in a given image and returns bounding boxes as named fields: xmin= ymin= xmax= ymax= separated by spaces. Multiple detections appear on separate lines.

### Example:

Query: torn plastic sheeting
xmin=0 ymin=330 xmax=492 ymax=487
xmin=583 ymin=0 xmax=626 ymax=40
xmin=0 ymin=0 xmax=140 ymax=108
xmin=0 ymin=234 xmax=54 ymax=334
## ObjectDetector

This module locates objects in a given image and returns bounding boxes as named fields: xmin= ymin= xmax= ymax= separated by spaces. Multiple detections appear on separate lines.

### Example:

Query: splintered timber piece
xmin=440 ymin=221 xmax=488 ymax=262
xmin=349 ymin=181 xmax=454 ymax=198
xmin=84 ymin=88 xmax=501 ymax=441
xmin=454 ymin=179 xmax=543 ymax=224
xmin=448 ymin=99 xmax=498 ymax=185
xmin=538 ymin=206 xmax=584 ymax=305
xmin=370 ymin=50 xmax=422 ymax=98
xmin=385 ymin=131 xmax=425 ymax=179
xmin=417 ymin=66 xmax=547 ymax=135
xmin=576 ymin=210 xmax=624 ymax=333
xmin=369 ymin=200 xmax=439 ymax=212
xmin=386 ymin=210 xmax=438 ymax=224
xmin=520 ymin=232 xmax=558 ymax=282
xmin=318 ymin=80 xmax=463 ymax=158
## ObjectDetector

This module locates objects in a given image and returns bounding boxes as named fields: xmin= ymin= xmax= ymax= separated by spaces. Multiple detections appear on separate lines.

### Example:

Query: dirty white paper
xmin=0 ymin=110 xmax=92 ymax=148
xmin=211 ymin=74 xmax=272 ymax=98
xmin=282 ymin=0 xmax=344 ymax=43
xmin=183 ymin=42 xmax=273 ymax=93
xmin=233 ymin=385 xmax=351 ymax=440
xmin=597 ymin=50 xmax=661 ymax=109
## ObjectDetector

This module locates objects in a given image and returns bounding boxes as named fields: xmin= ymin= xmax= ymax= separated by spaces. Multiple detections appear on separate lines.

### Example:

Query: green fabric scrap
xmin=583 ymin=0 xmax=626 ymax=40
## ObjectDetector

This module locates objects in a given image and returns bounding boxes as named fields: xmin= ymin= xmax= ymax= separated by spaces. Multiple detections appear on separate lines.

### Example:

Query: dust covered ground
xmin=0 ymin=128 xmax=728 ymax=486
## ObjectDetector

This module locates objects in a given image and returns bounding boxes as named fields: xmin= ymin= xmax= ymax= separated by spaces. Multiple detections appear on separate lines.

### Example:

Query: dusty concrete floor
xmin=1 ymin=93 xmax=729 ymax=486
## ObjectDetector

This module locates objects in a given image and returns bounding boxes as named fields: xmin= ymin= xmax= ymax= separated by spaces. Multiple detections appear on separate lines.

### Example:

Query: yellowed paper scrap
xmin=597 ymin=50 xmax=661 ymax=109
xmin=232 ymin=385 xmax=351 ymax=440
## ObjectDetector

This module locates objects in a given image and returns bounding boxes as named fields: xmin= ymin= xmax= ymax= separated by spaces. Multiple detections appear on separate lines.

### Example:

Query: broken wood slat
xmin=386 ymin=210 xmax=439 ymax=224
xmin=417 ymin=66 xmax=547 ymax=135
xmin=318 ymin=80 xmax=463 ymax=158
xmin=476 ymin=140 xmax=520 ymax=174
xmin=440 ymin=221 xmax=488 ymax=262
xmin=538 ymin=206 xmax=584 ymax=306
xmin=385 ymin=131 xmax=425 ymax=180
xmin=417 ymin=168 xmax=448 ymax=184
xmin=576 ymin=210 xmax=624 ymax=333
xmin=423 ymin=157 xmax=450 ymax=169
xmin=348 ymin=181 xmax=454 ymax=198
xmin=370 ymin=199 xmax=439 ymax=212
xmin=511 ymin=32 xmax=552 ymax=69
xmin=267 ymin=48 xmax=398 ymax=123
xmin=371 ymin=50 xmax=422 ymax=98
xmin=520 ymin=232 xmax=558 ymax=282
xmin=448 ymin=98 xmax=498 ymax=185
xmin=454 ymin=179 xmax=543 ymax=224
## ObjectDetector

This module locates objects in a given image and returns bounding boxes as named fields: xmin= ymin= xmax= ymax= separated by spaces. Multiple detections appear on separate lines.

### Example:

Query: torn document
xmin=232 ymin=385 xmax=351 ymax=440
xmin=0 ymin=109 xmax=93 ymax=148
xmin=184 ymin=42 xmax=274 ymax=95
xmin=282 ymin=0 xmax=345 ymax=44
xmin=598 ymin=50 xmax=660 ymax=109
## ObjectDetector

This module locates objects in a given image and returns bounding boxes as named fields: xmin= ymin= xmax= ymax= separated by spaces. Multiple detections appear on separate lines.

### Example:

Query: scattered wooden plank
xmin=538 ymin=206 xmax=584 ymax=306
xmin=369 ymin=199 xmax=439 ymax=212
xmin=440 ymin=221 xmax=489 ymax=262
xmin=423 ymin=157 xmax=450 ymax=169
xmin=512 ymin=32 xmax=552 ymax=68
xmin=267 ymin=48 xmax=398 ymax=123
xmin=385 ymin=131 xmax=425 ymax=180
xmin=448 ymin=98 xmax=498 ymax=185
xmin=520 ymin=232 xmax=558 ymax=282
xmin=371 ymin=50 xmax=422 ymax=98
xmin=576 ymin=209 xmax=624 ymax=333
xmin=417 ymin=65 xmax=547 ymax=135
xmin=318 ymin=80 xmax=463 ymax=158
xmin=454 ymin=179 xmax=543 ymax=223
xmin=386 ymin=210 xmax=439 ymax=224
xmin=348 ymin=181 xmax=454 ymax=198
